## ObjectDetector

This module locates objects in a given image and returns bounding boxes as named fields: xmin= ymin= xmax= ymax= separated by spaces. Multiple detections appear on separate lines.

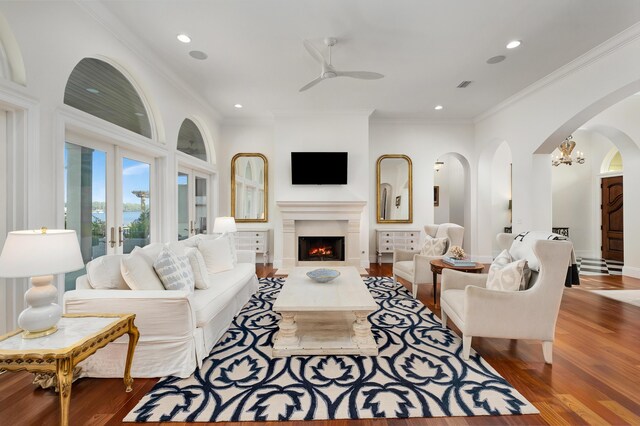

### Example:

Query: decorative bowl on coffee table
xmin=306 ymin=268 xmax=340 ymax=283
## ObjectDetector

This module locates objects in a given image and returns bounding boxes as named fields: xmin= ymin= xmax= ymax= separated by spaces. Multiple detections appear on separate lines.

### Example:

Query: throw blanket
xmin=512 ymin=231 xmax=580 ymax=287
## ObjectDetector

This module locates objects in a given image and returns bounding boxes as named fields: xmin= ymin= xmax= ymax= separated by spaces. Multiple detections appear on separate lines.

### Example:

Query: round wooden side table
xmin=430 ymin=259 xmax=485 ymax=307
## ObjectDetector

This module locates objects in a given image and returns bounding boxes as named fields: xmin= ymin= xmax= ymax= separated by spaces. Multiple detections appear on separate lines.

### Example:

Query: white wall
xmin=475 ymin=24 xmax=640 ymax=277
xmin=272 ymin=113 xmax=371 ymax=268
xmin=491 ymin=142 xmax=511 ymax=255
xmin=369 ymin=120 xmax=474 ymax=260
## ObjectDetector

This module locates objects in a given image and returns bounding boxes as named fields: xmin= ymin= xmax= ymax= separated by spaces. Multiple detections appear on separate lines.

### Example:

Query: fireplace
xmin=298 ymin=236 xmax=345 ymax=262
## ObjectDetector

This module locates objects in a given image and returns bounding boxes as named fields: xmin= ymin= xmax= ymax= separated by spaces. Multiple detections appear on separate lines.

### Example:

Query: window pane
xmin=64 ymin=142 xmax=107 ymax=291
xmin=195 ymin=176 xmax=207 ymax=234
xmin=177 ymin=172 xmax=189 ymax=240
xmin=122 ymin=157 xmax=150 ymax=253
xmin=64 ymin=58 xmax=151 ymax=137
xmin=177 ymin=119 xmax=207 ymax=161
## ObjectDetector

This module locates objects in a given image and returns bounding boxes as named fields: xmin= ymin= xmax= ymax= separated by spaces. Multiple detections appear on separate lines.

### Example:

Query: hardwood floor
xmin=1 ymin=264 xmax=640 ymax=425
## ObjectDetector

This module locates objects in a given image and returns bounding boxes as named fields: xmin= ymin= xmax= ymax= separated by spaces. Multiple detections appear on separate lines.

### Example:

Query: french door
xmin=177 ymin=167 xmax=210 ymax=240
xmin=64 ymin=135 xmax=156 ymax=289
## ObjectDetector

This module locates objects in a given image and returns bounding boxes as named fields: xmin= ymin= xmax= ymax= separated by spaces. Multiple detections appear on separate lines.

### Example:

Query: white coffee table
xmin=272 ymin=266 xmax=378 ymax=357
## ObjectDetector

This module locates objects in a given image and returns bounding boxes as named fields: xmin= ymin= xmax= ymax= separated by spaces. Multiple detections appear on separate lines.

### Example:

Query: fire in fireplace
xmin=298 ymin=236 xmax=345 ymax=261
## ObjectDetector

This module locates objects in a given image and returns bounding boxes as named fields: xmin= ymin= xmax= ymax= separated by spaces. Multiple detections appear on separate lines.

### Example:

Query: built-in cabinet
xmin=376 ymin=229 xmax=420 ymax=264
xmin=235 ymin=229 xmax=270 ymax=265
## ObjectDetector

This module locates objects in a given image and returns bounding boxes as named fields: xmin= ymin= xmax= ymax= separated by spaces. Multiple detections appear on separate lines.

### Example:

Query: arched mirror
xmin=377 ymin=154 xmax=412 ymax=223
xmin=232 ymin=153 xmax=268 ymax=222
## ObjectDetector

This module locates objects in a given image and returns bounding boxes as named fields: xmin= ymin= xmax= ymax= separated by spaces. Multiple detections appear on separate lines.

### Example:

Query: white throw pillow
xmin=420 ymin=237 xmax=448 ymax=256
xmin=120 ymin=251 xmax=165 ymax=291
xmin=185 ymin=247 xmax=212 ymax=289
xmin=86 ymin=255 xmax=129 ymax=290
xmin=492 ymin=249 xmax=532 ymax=289
xmin=198 ymin=236 xmax=235 ymax=274
xmin=135 ymin=242 xmax=164 ymax=262
xmin=487 ymin=251 xmax=528 ymax=292
xmin=153 ymin=247 xmax=195 ymax=292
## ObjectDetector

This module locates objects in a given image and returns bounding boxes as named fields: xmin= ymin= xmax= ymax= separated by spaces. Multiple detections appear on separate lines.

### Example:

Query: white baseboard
xmin=622 ymin=265 xmax=640 ymax=279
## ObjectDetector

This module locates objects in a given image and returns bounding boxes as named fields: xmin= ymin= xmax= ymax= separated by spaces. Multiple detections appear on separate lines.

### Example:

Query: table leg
xmin=277 ymin=313 xmax=299 ymax=346
xmin=56 ymin=357 xmax=73 ymax=426
xmin=433 ymin=271 xmax=438 ymax=307
xmin=124 ymin=321 xmax=140 ymax=392
xmin=352 ymin=311 xmax=376 ymax=347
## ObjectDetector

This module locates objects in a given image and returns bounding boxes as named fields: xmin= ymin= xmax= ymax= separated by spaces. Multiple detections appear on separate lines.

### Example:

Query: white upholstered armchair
xmin=440 ymin=234 xmax=572 ymax=364
xmin=393 ymin=223 xmax=464 ymax=298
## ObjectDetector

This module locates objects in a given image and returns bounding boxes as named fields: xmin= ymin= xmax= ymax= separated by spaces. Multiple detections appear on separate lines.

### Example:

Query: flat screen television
xmin=291 ymin=152 xmax=348 ymax=185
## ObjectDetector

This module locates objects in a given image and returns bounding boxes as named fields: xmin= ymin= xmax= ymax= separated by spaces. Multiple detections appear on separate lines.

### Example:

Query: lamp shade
xmin=0 ymin=229 xmax=84 ymax=278
xmin=213 ymin=217 xmax=237 ymax=234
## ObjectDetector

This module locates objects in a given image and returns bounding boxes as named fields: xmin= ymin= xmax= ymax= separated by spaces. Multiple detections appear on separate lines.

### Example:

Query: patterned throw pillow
xmin=153 ymin=247 xmax=195 ymax=292
xmin=420 ymin=237 xmax=448 ymax=256
xmin=486 ymin=249 xmax=528 ymax=291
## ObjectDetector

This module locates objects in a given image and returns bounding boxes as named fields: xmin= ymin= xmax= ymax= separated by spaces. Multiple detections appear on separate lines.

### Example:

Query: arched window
xmin=64 ymin=58 xmax=152 ymax=137
xmin=0 ymin=41 xmax=9 ymax=80
xmin=177 ymin=118 xmax=207 ymax=161
xmin=608 ymin=151 xmax=623 ymax=172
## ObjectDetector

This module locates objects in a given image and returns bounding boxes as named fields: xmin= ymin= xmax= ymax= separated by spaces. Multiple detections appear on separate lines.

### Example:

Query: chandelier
xmin=552 ymin=135 xmax=585 ymax=166
xmin=434 ymin=161 xmax=444 ymax=172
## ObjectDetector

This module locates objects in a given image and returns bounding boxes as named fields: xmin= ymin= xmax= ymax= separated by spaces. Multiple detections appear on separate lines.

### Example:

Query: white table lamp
xmin=0 ymin=228 xmax=84 ymax=338
xmin=213 ymin=217 xmax=237 ymax=235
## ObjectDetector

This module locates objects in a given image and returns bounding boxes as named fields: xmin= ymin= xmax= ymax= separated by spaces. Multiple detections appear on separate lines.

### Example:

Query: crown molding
xmin=370 ymin=117 xmax=473 ymax=125
xmin=474 ymin=21 xmax=640 ymax=124
xmin=76 ymin=1 xmax=223 ymax=123
xmin=271 ymin=109 xmax=375 ymax=119
xmin=222 ymin=116 xmax=275 ymax=127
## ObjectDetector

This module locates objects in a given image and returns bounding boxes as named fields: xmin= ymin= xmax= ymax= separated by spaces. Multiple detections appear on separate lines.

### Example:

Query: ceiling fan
xmin=299 ymin=37 xmax=384 ymax=92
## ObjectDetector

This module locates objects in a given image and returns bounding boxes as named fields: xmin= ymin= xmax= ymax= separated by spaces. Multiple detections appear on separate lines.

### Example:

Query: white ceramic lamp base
xmin=18 ymin=274 xmax=62 ymax=338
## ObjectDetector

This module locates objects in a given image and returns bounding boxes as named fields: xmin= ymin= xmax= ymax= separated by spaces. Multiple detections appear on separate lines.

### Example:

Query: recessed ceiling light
xmin=487 ymin=55 xmax=506 ymax=64
xmin=177 ymin=34 xmax=191 ymax=43
xmin=134 ymin=112 xmax=145 ymax=117
xmin=234 ymin=104 xmax=243 ymax=109
xmin=86 ymin=88 xmax=100 ymax=94
xmin=189 ymin=50 xmax=208 ymax=60
xmin=434 ymin=105 xmax=443 ymax=110
xmin=506 ymin=40 xmax=522 ymax=49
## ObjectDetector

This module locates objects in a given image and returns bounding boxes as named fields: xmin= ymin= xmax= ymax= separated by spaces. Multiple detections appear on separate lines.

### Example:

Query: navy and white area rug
xmin=125 ymin=277 xmax=538 ymax=422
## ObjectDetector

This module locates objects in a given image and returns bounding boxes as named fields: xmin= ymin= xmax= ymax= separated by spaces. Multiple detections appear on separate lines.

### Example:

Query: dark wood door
xmin=602 ymin=176 xmax=623 ymax=261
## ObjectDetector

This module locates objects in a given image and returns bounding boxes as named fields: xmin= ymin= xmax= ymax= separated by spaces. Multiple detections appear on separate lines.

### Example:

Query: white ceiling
xmin=97 ymin=0 xmax=640 ymax=120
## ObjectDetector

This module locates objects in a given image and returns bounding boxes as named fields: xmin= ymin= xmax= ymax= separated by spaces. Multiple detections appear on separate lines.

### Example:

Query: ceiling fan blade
xmin=336 ymin=71 xmax=384 ymax=80
xmin=299 ymin=77 xmax=324 ymax=92
xmin=303 ymin=40 xmax=328 ymax=66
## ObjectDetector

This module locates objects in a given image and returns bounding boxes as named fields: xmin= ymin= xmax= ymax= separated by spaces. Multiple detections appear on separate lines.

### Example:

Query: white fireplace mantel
xmin=276 ymin=200 xmax=367 ymax=273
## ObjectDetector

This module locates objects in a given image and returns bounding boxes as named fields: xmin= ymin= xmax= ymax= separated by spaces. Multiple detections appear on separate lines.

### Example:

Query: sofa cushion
xmin=121 ymin=250 xmax=164 ymax=291
xmin=86 ymin=255 xmax=129 ymax=290
xmin=198 ymin=235 xmax=235 ymax=274
xmin=154 ymin=247 xmax=195 ymax=292
xmin=185 ymin=247 xmax=212 ymax=290
xmin=190 ymin=263 xmax=256 ymax=327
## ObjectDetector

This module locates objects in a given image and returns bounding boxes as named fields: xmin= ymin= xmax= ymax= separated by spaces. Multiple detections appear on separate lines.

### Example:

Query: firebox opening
xmin=298 ymin=236 xmax=345 ymax=262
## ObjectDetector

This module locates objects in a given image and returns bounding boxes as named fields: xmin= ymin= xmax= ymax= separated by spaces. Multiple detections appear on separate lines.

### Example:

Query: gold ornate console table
xmin=0 ymin=313 xmax=139 ymax=426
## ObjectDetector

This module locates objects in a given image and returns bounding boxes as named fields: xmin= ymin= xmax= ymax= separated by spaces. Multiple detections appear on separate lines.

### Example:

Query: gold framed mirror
xmin=231 ymin=153 xmax=268 ymax=222
xmin=376 ymin=154 xmax=412 ymax=223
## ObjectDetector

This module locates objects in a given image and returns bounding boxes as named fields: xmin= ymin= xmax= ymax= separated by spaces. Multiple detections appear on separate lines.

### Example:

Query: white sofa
xmin=64 ymin=245 xmax=259 ymax=379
